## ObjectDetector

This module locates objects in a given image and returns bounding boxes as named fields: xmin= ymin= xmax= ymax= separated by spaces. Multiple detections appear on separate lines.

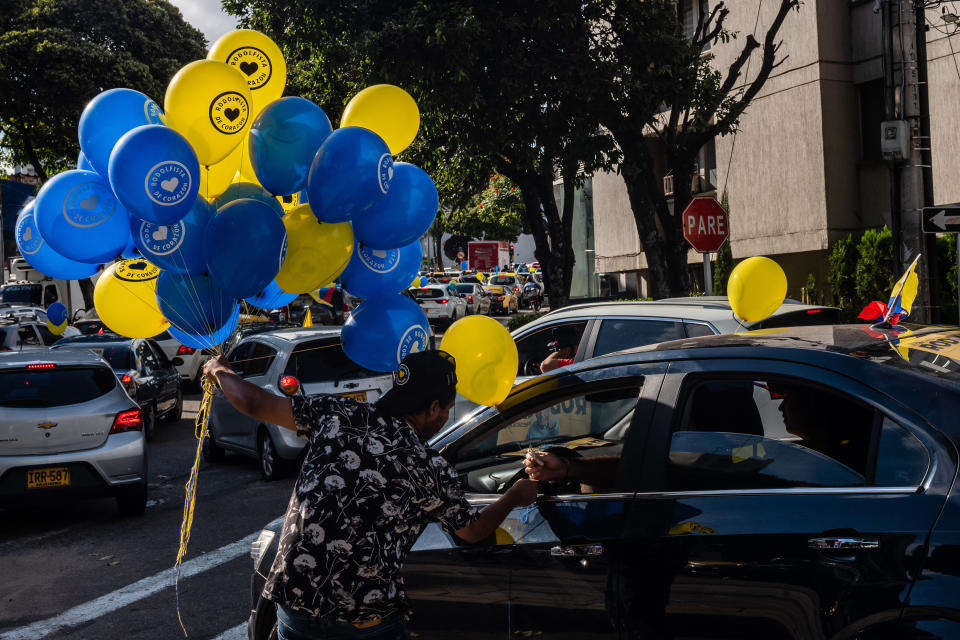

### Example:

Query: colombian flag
xmin=884 ymin=254 xmax=921 ymax=324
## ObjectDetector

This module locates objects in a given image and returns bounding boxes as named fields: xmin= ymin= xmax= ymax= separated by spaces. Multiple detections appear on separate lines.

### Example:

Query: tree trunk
xmin=21 ymin=129 xmax=48 ymax=183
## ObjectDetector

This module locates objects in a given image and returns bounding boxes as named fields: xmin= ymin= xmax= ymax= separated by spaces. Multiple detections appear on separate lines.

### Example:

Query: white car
xmin=151 ymin=330 xmax=209 ymax=389
xmin=411 ymin=284 xmax=468 ymax=329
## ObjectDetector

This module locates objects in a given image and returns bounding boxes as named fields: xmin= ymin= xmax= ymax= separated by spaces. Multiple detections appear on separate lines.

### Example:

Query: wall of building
xmin=925 ymin=11 xmax=960 ymax=207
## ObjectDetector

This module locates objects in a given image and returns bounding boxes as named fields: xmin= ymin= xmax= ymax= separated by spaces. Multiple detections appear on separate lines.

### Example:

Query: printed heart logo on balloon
xmin=22 ymin=227 xmax=32 ymax=241
xmin=224 ymin=108 xmax=240 ymax=122
xmin=160 ymin=177 xmax=179 ymax=192
xmin=128 ymin=261 xmax=148 ymax=271
xmin=79 ymin=195 xmax=99 ymax=210
xmin=152 ymin=226 xmax=169 ymax=241
xmin=238 ymin=61 xmax=259 ymax=76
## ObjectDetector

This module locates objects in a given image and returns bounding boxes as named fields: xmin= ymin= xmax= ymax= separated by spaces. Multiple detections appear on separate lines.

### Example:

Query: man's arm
xmin=539 ymin=351 xmax=561 ymax=372
xmin=453 ymin=479 xmax=538 ymax=543
xmin=524 ymin=451 xmax=620 ymax=492
xmin=203 ymin=356 xmax=296 ymax=430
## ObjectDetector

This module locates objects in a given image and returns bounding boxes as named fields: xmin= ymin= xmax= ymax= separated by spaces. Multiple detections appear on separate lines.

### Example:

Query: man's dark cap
xmin=375 ymin=350 xmax=457 ymax=416
xmin=552 ymin=325 xmax=579 ymax=348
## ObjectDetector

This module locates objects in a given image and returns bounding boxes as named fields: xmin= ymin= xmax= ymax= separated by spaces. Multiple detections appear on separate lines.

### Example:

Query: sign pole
xmin=702 ymin=252 xmax=712 ymax=295
xmin=957 ymin=237 xmax=960 ymax=325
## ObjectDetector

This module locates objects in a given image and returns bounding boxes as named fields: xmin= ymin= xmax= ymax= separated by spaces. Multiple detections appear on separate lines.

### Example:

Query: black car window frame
xmin=147 ymin=340 xmax=172 ymax=369
xmin=244 ymin=341 xmax=278 ymax=378
xmin=227 ymin=342 xmax=255 ymax=378
xmin=656 ymin=369 xmax=933 ymax=493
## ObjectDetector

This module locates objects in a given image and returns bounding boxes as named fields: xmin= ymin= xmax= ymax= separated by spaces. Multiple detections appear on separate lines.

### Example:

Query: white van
xmin=1 ymin=257 xmax=92 ymax=319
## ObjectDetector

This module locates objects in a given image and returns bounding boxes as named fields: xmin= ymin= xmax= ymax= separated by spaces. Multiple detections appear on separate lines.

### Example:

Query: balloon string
xmin=174 ymin=373 xmax=217 ymax=638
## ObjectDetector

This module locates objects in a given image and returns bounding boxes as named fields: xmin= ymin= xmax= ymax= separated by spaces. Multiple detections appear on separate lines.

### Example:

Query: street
xmin=0 ymin=393 xmax=292 ymax=640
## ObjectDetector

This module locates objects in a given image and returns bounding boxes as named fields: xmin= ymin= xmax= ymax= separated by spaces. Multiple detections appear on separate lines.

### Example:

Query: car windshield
xmin=456 ymin=284 xmax=474 ymax=293
xmin=283 ymin=339 xmax=379 ymax=383
xmin=58 ymin=344 xmax=135 ymax=370
xmin=0 ymin=366 xmax=117 ymax=408
xmin=489 ymin=276 xmax=515 ymax=286
xmin=0 ymin=284 xmax=42 ymax=306
xmin=414 ymin=288 xmax=445 ymax=299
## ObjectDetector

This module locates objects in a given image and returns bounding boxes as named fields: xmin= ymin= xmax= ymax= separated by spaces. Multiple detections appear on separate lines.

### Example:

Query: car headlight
xmin=250 ymin=529 xmax=276 ymax=567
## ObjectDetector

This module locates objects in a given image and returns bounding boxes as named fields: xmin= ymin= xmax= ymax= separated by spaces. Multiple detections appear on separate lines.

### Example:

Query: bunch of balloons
xmin=15 ymin=29 xmax=442 ymax=372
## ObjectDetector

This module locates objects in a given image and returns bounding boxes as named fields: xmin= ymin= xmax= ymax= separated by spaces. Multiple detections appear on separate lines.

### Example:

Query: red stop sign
xmin=682 ymin=197 xmax=729 ymax=253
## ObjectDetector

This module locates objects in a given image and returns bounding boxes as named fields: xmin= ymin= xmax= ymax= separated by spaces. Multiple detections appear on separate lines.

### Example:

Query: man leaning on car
xmin=203 ymin=350 xmax=537 ymax=640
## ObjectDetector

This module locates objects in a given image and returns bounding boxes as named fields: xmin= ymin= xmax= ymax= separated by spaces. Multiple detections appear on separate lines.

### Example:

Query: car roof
xmin=0 ymin=349 xmax=108 ymax=367
xmin=53 ymin=334 xmax=135 ymax=346
xmin=244 ymin=326 xmax=343 ymax=343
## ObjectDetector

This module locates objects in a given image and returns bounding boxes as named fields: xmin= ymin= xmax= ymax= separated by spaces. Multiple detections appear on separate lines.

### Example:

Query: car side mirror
xmin=171 ymin=356 xmax=184 ymax=366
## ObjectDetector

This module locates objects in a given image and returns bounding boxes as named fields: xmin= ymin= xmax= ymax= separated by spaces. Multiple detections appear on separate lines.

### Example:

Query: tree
xmin=0 ymin=0 xmax=206 ymax=181
xmin=590 ymin=0 xmax=800 ymax=298
xmin=223 ymin=0 xmax=617 ymax=308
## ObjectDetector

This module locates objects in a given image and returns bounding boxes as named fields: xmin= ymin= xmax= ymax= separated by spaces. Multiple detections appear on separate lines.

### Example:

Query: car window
xmin=875 ymin=416 xmax=928 ymax=486
xmin=456 ymin=284 xmax=474 ymax=294
xmin=684 ymin=322 xmax=715 ymax=338
xmin=147 ymin=340 xmax=171 ymax=369
xmin=227 ymin=342 xmax=255 ymax=377
xmin=284 ymin=339 xmax=378 ymax=383
xmin=43 ymin=284 xmax=58 ymax=305
xmin=593 ymin=318 xmax=685 ymax=358
xmin=413 ymin=288 xmax=444 ymax=299
xmin=36 ymin=324 xmax=61 ymax=346
xmin=666 ymin=378 xmax=883 ymax=491
xmin=17 ymin=326 xmax=41 ymax=347
xmin=137 ymin=341 xmax=159 ymax=373
xmin=515 ymin=321 xmax=589 ymax=376
xmin=453 ymin=385 xmax=642 ymax=494
xmin=489 ymin=276 xmax=516 ymax=286
xmin=244 ymin=342 xmax=278 ymax=378
xmin=0 ymin=366 xmax=117 ymax=408
xmin=79 ymin=345 xmax=135 ymax=370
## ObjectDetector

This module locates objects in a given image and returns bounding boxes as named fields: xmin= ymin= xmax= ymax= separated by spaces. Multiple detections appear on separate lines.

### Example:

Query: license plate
xmin=27 ymin=467 xmax=70 ymax=489
xmin=340 ymin=391 xmax=367 ymax=402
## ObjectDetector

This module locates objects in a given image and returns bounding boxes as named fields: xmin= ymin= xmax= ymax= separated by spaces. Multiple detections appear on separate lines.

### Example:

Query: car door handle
xmin=551 ymin=544 xmax=604 ymax=557
xmin=808 ymin=537 xmax=879 ymax=550
xmin=343 ymin=382 xmax=359 ymax=389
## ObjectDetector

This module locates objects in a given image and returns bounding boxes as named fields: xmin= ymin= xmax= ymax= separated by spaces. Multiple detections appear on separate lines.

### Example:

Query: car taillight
xmin=27 ymin=363 xmax=55 ymax=369
xmin=177 ymin=345 xmax=196 ymax=355
xmin=806 ymin=309 xmax=823 ymax=314
xmin=111 ymin=408 xmax=143 ymax=434
xmin=468 ymin=295 xmax=473 ymax=303
xmin=279 ymin=375 xmax=301 ymax=396
xmin=120 ymin=373 xmax=137 ymax=397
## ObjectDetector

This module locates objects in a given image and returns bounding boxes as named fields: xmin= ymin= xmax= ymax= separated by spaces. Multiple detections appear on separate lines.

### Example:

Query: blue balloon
xmin=244 ymin=280 xmax=297 ymax=310
xmin=249 ymin=97 xmax=333 ymax=196
xmin=168 ymin=303 xmax=240 ymax=350
xmin=14 ymin=203 xmax=101 ymax=280
xmin=213 ymin=182 xmax=284 ymax=217
xmin=120 ymin=229 xmax=140 ymax=259
xmin=353 ymin=163 xmax=439 ymax=250
xmin=156 ymin=272 xmax=236 ymax=336
xmin=108 ymin=125 xmax=199 ymax=225
xmin=77 ymin=151 xmax=95 ymax=172
xmin=78 ymin=88 xmax=165 ymax=176
xmin=460 ymin=261 xmax=468 ymax=270
xmin=34 ymin=170 xmax=131 ymax=263
xmin=341 ymin=294 xmax=430 ymax=372
xmin=46 ymin=302 xmax=68 ymax=326
xmin=131 ymin=196 xmax=213 ymax=275
xmin=307 ymin=127 xmax=393 ymax=223
xmin=340 ymin=239 xmax=422 ymax=299
xmin=205 ymin=199 xmax=287 ymax=298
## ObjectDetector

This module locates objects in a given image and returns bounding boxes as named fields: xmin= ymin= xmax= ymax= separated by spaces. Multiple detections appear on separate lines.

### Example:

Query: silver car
xmin=206 ymin=327 xmax=393 ymax=481
xmin=0 ymin=349 xmax=148 ymax=515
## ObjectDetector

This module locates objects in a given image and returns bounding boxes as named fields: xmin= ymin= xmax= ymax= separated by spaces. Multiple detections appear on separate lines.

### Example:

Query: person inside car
xmin=203 ymin=350 xmax=538 ymax=640
xmin=539 ymin=325 xmax=579 ymax=373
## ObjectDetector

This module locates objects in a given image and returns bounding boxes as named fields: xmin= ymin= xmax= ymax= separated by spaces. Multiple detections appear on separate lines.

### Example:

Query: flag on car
xmin=884 ymin=254 xmax=921 ymax=324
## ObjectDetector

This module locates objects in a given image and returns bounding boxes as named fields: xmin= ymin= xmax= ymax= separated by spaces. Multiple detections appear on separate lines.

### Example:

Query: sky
xmin=168 ymin=0 xmax=239 ymax=45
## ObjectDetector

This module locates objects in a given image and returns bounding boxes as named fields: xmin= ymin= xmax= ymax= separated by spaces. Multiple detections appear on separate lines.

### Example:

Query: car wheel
xmin=116 ymin=482 xmax=147 ymax=516
xmin=142 ymin=404 xmax=157 ymax=441
xmin=258 ymin=430 xmax=285 ymax=481
xmin=164 ymin=389 xmax=183 ymax=423
xmin=202 ymin=428 xmax=226 ymax=463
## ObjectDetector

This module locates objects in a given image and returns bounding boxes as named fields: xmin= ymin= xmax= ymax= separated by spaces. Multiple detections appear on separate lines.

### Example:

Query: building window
xmin=681 ymin=0 xmax=711 ymax=49
xmin=858 ymin=79 xmax=885 ymax=162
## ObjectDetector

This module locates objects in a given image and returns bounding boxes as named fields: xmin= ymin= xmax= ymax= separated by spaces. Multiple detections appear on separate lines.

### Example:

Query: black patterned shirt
xmin=262 ymin=394 xmax=480 ymax=623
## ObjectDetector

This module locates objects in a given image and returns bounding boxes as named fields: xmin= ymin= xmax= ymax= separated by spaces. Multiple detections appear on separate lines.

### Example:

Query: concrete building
xmin=592 ymin=1 xmax=960 ymax=303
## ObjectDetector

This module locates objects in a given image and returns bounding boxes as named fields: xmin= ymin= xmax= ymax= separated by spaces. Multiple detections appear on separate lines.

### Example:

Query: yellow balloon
xmin=208 ymin=29 xmax=287 ymax=120
xmin=439 ymin=315 xmax=518 ymax=406
xmin=341 ymin=84 xmax=420 ymax=155
xmin=275 ymin=205 xmax=354 ymax=293
xmin=727 ymin=256 xmax=787 ymax=322
xmin=46 ymin=319 xmax=66 ymax=336
xmin=94 ymin=259 xmax=170 ymax=338
xmin=199 ymin=143 xmax=241 ymax=199
xmin=277 ymin=190 xmax=303 ymax=213
xmin=164 ymin=60 xmax=252 ymax=165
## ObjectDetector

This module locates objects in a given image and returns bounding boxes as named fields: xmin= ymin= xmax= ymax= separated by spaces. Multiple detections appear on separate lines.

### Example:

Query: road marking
xmin=211 ymin=622 xmax=246 ymax=639
xmin=0 ymin=517 xmax=282 ymax=640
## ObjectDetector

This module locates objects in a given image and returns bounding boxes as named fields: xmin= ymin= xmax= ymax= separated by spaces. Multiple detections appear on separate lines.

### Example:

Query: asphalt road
xmin=0 ymin=310 xmax=531 ymax=640
xmin=0 ymin=395 xmax=293 ymax=640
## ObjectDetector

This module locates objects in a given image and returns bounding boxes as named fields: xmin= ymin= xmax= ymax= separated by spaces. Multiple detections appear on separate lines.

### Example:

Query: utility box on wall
xmin=880 ymin=120 xmax=911 ymax=162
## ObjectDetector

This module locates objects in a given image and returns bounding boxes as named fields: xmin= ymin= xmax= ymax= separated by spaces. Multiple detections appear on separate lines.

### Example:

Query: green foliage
xmin=0 ymin=0 xmax=206 ymax=180
xmin=448 ymin=173 xmax=525 ymax=240
xmin=936 ymin=233 xmax=958 ymax=322
xmin=854 ymin=226 xmax=896 ymax=308
xmin=507 ymin=311 xmax=548 ymax=331
xmin=713 ymin=241 xmax=734 ymax=296
xmin=804 ymin=273 xmax=823 ymax=305
xmin=827 ymin=233 xmax=859 ymax=319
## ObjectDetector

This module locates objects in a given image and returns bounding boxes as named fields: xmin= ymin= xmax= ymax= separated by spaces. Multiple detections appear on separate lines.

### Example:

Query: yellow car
xmin=482 ymin=279 xmax=520 ymax=314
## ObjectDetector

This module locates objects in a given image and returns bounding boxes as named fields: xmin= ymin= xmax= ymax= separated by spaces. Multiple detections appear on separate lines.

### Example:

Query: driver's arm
xmin=540 ymin=351 xmax=561 ymax=372
xmin=524 ymin=451 xmax=620 ymax=492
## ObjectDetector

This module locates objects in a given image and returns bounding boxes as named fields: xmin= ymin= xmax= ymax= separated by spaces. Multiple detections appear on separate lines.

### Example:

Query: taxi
xmin=483 ymin=273 xmax=521 ymax=314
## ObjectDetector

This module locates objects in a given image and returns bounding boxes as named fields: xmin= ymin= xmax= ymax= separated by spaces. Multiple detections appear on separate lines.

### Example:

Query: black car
xmin=52 ymin=334 xmax=183 ymax=440
xmin=247 ymin=324 xmax=960 ymax=639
